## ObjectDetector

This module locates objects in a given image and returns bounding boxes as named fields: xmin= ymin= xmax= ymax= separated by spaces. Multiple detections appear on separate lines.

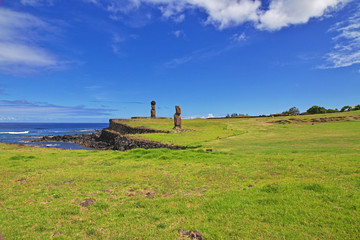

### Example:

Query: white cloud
xmin=83 ymin=0 xmax=99 ymax=4
xmin=0 ymin=8 xmax=61 ymax=74
xmin=0 ymin=43 xmax=57 ymax=67
xmin=93 ymin=0 xmax=351 ymax=31
xmin=20 ymin=0 xmax=54 ymax=6
xmin=185 ymin=113 xmax=219 ymax=119
xmin=163 ymin=44 xmax=236 ymax=68
xmin=172 ymin=30 xmax=185 ymax=38
xmin=231 ymin=32 xmax=246 ymax=42
xmin=258 ymin=0 xmax=348 ymax=31
xmin=321 ymin=5 xmax=360 ymax=68
xmin=193 ymin=0 xmax=261 ymax=29
xmin=0 ymin=100 xmax=115 ymax=117
xmin=0 ymin=116 xmax=17 ymax=121
xmin=174 ymin=14 xmax=185 ymax=23
xmin=106 ymin=0 xmax=141 ymax=14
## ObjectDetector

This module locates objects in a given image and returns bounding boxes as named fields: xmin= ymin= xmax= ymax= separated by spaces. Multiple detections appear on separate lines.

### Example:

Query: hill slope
xmin=0 ymin=111 xmax=359 ymax=239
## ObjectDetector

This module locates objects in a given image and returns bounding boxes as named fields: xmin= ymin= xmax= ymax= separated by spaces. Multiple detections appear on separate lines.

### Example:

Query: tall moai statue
xmin=173 ymin=105 xmax=182 ymax=129
xmin=151 ymin=101 xmax=156 ymax=118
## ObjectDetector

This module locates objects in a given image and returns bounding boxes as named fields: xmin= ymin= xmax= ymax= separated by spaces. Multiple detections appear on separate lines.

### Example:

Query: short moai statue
xmin=151 ymin=101 xmax=156 ymax=118
xmin=173 ymin=105 xmax=182 ymax=129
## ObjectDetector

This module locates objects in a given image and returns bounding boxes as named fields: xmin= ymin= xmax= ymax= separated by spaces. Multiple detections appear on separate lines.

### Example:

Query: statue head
xmin=175 ymin=105 xmax=181 ymax=115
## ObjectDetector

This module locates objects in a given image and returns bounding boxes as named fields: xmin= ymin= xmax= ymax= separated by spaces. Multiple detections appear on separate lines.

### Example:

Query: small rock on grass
xmin=178 ymin=229 xmax=203 ymax=240
xmin=80 ymin=198 xmax=95 ymax=207
xmin=145 ymin=192 xmax=155 ymax=198
xmin=51 ymin=232 xmax=61 ymax=237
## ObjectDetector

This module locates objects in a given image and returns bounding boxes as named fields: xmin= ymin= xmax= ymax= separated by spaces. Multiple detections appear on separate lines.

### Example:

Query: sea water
xmin=0 ymin=123 xmax=108 ymax=150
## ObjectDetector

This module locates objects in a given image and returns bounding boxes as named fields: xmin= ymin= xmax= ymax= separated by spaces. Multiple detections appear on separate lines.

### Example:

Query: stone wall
xmin=108 ymin=119 xmax=169 ymax=134
xmin=32 ymin=119 xmax=185 ymax=151
xmin=99 ymin=129 xmax=185 ymax=151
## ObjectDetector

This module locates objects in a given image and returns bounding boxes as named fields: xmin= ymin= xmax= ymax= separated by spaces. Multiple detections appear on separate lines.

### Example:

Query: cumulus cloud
xmin=191 ymin=0 xmax=261 ymax=29
xmin=258 ymin=0 xmax=349 ymax=31
xmin=90 ymin=0 xmax=351 ymax=31
xmin=0 ymin=8 xmax=61 ymax=74
xmin=321 ymin=5 xmax=360 ymax=68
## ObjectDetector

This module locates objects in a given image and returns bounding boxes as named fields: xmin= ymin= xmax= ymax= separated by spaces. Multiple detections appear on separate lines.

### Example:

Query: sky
xmin=0 ymin=0 xmax=359 ymax=122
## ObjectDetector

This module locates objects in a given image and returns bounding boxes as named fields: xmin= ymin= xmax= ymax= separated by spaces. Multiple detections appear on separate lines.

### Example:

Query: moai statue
xmin=151 ymin=101 xmax=156 ymax=118
xmin=173 ymin=105 xmax=182 ymax=129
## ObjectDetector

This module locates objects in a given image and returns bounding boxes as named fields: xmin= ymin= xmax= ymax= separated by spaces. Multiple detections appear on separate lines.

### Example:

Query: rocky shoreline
xmin=31 ymin=129 xmax=185 ymax=151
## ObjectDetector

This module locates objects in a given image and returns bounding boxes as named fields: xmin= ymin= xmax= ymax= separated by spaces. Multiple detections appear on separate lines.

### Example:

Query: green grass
xmin=1 ymin=111 xmax=360 ymax=239
xmin=117 ymin=118 xmax=246 ymax=147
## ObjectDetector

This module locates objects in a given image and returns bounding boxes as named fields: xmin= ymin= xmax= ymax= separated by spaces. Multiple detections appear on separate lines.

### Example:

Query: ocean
xmin=0 ymin=123 xmax=108 ymax=150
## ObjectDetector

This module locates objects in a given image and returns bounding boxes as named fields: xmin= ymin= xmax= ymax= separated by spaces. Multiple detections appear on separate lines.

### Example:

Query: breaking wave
xmin=0 ymin=131 xmax=30 ymax=135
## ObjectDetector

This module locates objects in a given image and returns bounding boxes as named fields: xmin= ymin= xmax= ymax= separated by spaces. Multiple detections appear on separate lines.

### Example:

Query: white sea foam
xmin=0 ymin=131 xmax=29 ymax=134
xmin=73 ymin=129 xmax=94 ymax=132
xmin=46 ymin=144 xmax=60 ymax=147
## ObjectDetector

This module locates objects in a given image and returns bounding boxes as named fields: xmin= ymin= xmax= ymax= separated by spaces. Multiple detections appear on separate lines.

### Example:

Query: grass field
xmin=1 ymin=111 xmax=360 ymax=239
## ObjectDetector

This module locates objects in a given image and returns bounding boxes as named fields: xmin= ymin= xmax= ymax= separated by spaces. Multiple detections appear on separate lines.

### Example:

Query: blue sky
xmin=0 ymin=0 xmax=359 ymax=122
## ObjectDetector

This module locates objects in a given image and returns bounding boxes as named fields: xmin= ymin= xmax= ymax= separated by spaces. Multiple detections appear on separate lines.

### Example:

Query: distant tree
xmin=288 ymin=107 xmax=300 ymax=116
xmin=282 ymin=107 xmax=300 ymax=116
xmin=225 ymin=114 xmax=230 ymax=118
xmin=353 ymin=105 xmax=360 ymax=110
xmin=341 ymin=105 xmax=352 ymax=112
xmin=307 ymin=105 xmax=327 ymax=114
xmin=326 ymin=108 xmax=338 ymax=113
xmin=231 ymin=113 xmax=238 ymax=118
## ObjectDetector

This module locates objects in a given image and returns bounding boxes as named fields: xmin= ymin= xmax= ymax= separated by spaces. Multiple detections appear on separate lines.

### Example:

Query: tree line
xmin=225 ymin=104 xmax=360 ymax=118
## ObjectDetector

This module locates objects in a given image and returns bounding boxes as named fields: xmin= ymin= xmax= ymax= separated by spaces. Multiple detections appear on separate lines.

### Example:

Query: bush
xmin=326 ymin=108 xmax=339 ymax=113
xmin=307 ymin=105 xmax=327 ymax=114
xmin=288 ymin=107 xmax=300 ymax=116
xmin=282 ymin=107 xmax=300 ymax=116
xmin=282 ymin=111 xmax=289 ymax=116
xmin=341 ymin=105 xmax=352 ymax=112
xmin=354 ymin=105 xmax=360 ymax=110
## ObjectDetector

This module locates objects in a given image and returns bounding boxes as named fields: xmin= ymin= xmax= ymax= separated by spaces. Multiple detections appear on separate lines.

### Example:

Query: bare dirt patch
xmin=269 ymin=116 xmax=351 ymax=125
xmin=16 ymin=178 xmax=26 ymax=183
xmin=162 ymin=192 xmax=174 ymax=198
xmin=69 ymin=198 xmax=79 ymax=203
xmin=101 ymin=189 xmax=111 ymax=193
xmin=258 ymin=122 xmax=274 ymax=126
xmin=51 ymin=232 xmax=61 ymax=237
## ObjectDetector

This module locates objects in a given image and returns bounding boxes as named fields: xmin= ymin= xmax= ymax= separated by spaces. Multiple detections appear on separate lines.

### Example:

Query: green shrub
xmin=283 ymin=107 xmax=299 ymax=116
xmin=326 ymin=108 xmax=339 ymax=113
xmin=306 ymin=105 xmax=327 ymax=114
xmin=341 ymin=105 xmax=352 ymax=112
